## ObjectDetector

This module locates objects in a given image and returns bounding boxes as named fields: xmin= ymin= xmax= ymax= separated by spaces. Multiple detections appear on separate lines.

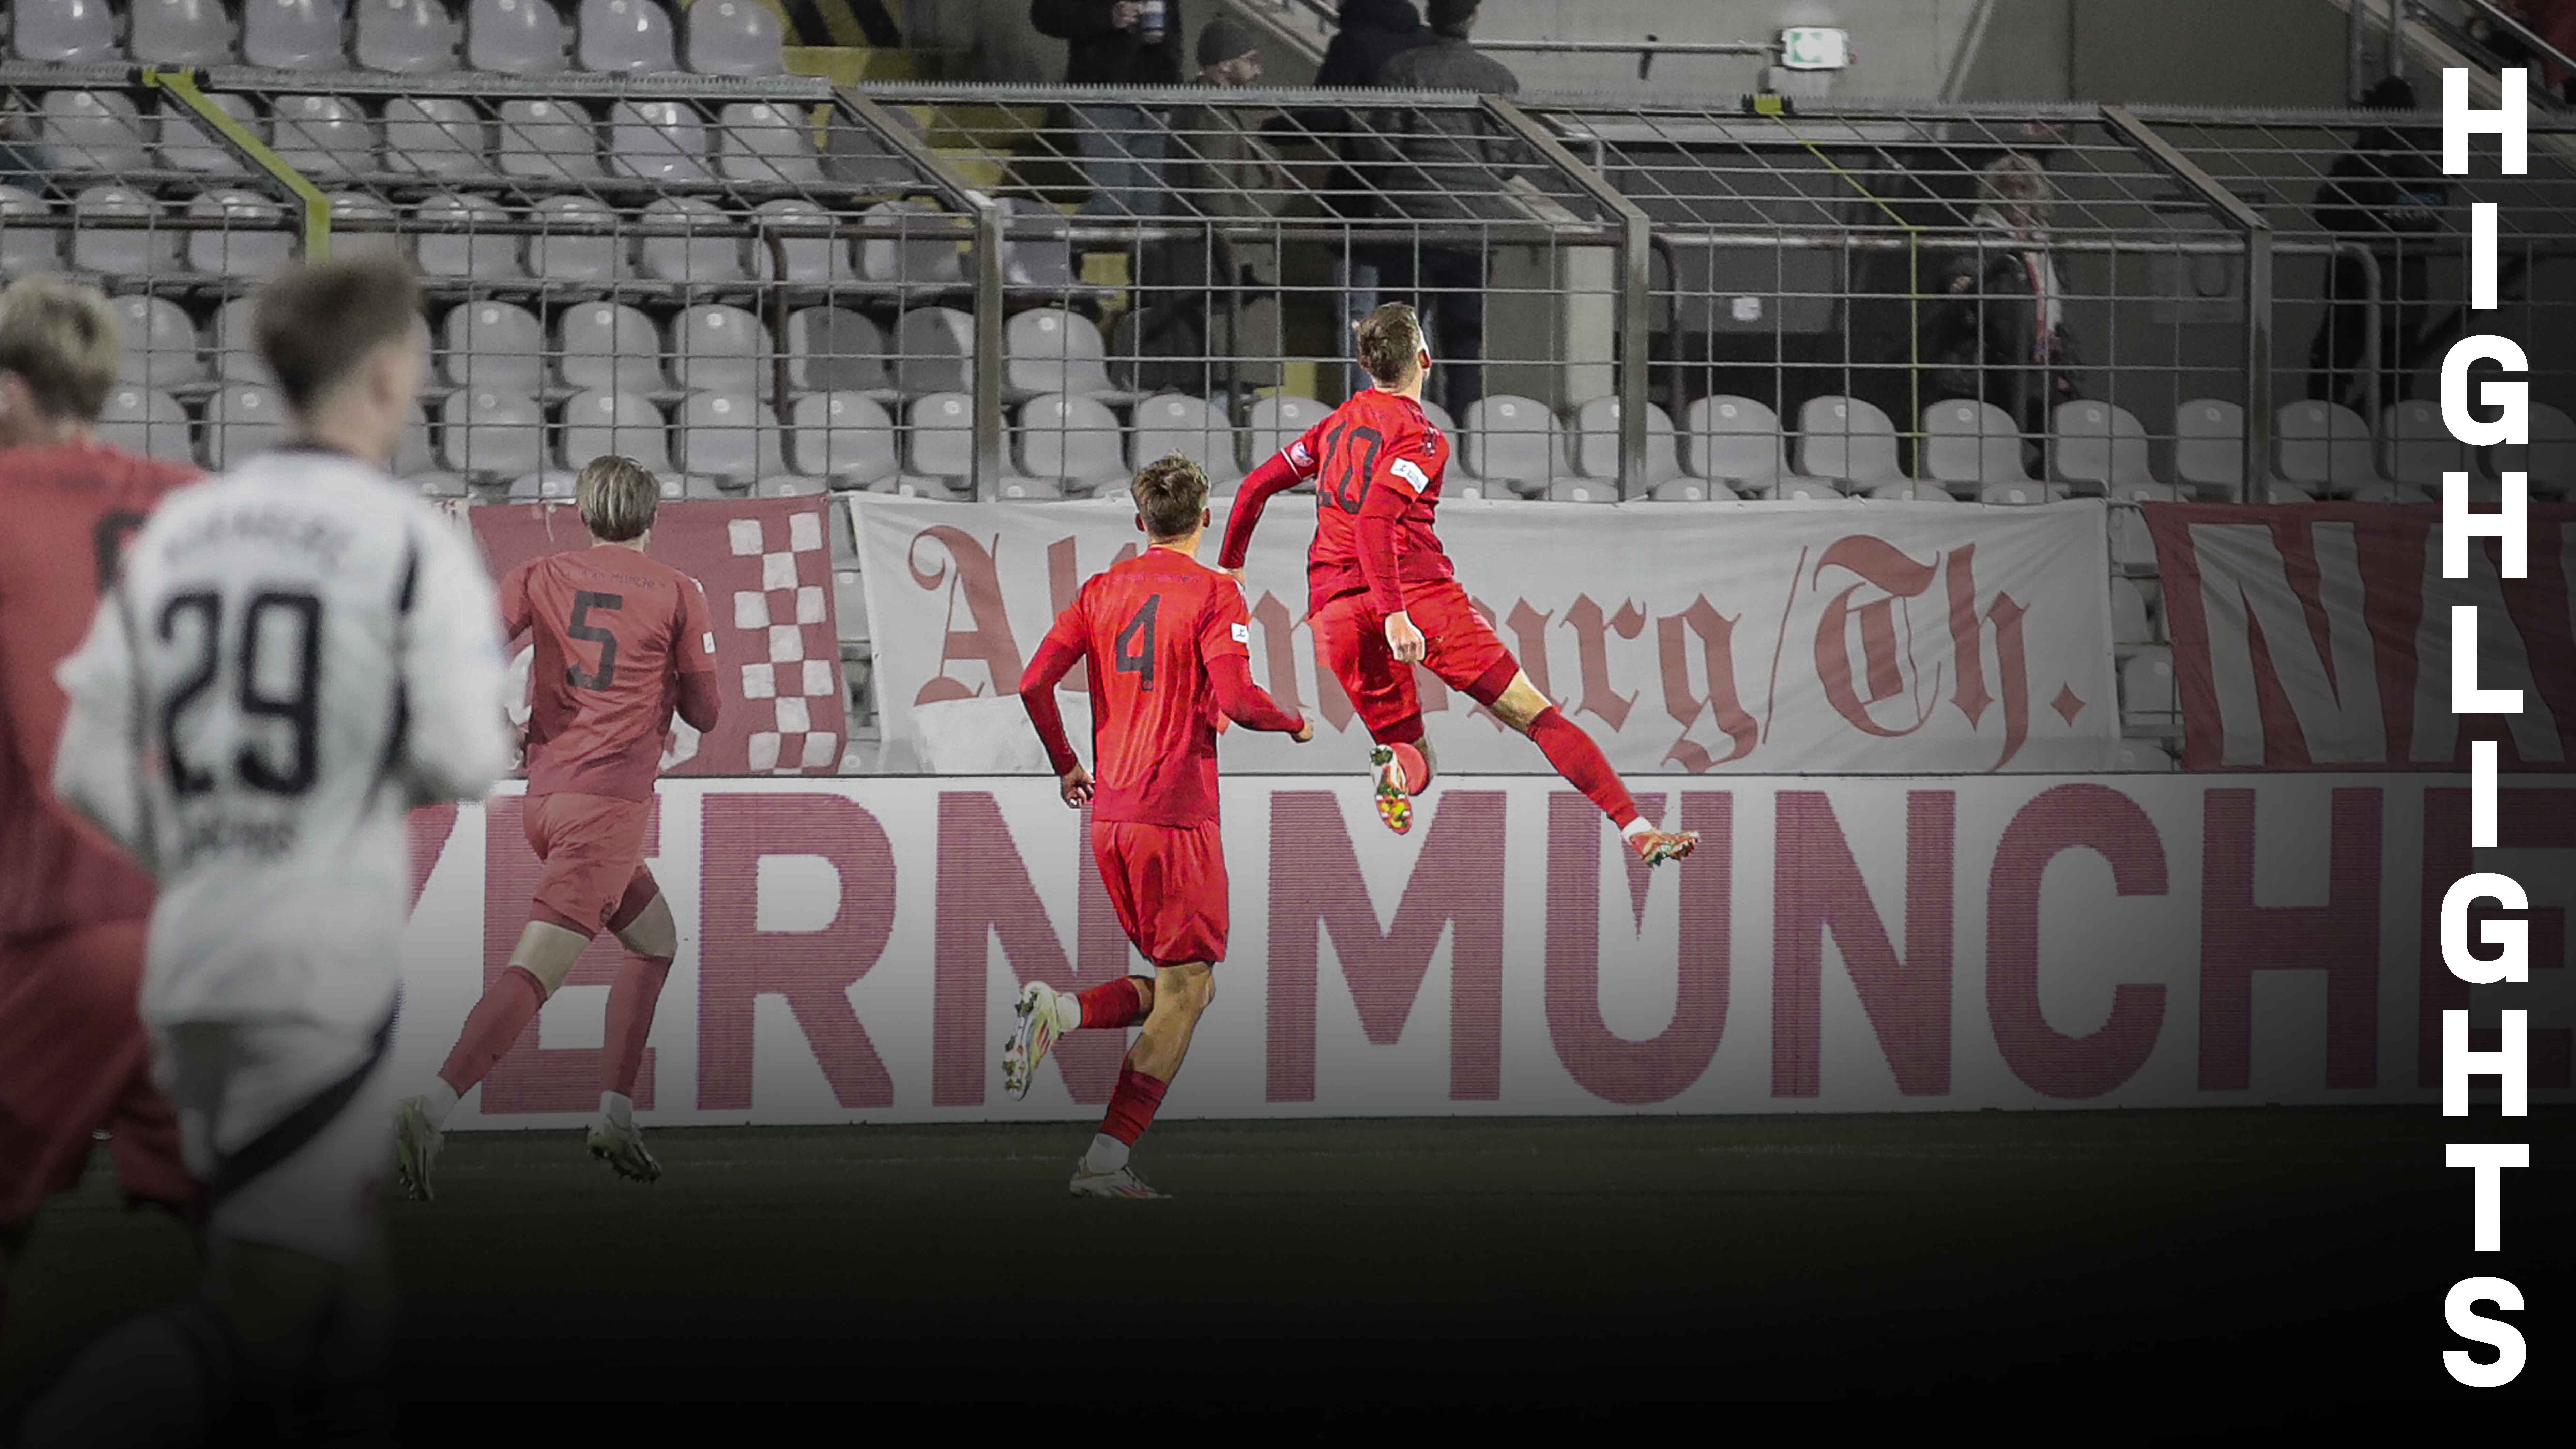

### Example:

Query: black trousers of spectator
xmin=1362 ymin=244 xmax=1487 ymax=415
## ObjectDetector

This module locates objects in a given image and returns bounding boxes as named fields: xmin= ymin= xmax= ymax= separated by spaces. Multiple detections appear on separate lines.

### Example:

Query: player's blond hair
xmin=1355 ymin=302 xmax=1425 ymax=387
xmin=1132 ymin=454 xmax=1209 ymax=540
xmin=255 ymin=256 xmax=424 ymax=412
xmin=0 ymin=277 xmax=123 ymax=423
xmin=577 ymin=455 xmax=661 ymax=542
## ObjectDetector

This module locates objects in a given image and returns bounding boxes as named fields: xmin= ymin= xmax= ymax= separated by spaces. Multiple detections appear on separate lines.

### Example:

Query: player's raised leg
xmin=1003 ymin=972 xmax=1155 ymax=1100
xmin=589 ymin=868 xmax=676 ymax=1183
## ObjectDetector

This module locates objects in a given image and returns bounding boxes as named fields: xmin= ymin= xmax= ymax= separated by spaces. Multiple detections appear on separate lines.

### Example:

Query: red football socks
xmin=1528 ymin=706 xmax=1641 ymax=828
xmin=601 ymin=953 xmax=673 ymax=1099
xmin=1098 ymin=1065 xmax=1169 ymax=1146
xmin=437 ymin=965 xmax=547 ymax=1095
xmin=1073 ymin=976 xmax=1149 ymax=1030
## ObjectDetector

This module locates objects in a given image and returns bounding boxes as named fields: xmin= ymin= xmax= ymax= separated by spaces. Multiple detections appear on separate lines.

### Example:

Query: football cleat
xmin=1069 ymin=1163 xmax=1166 ymax=1199
xmin=393 ymin=1096 xmax=442 ymax=1202
xmin=1369 ymin=743 xmax=1427 ymax=835
xmin=1003 ymin=981 xmax=1079 ymax=1101
xmin=586 ymin=1118 xmax=663 ymax=1184
xmin=1630 ymin=829 xmax=1701 ymax=867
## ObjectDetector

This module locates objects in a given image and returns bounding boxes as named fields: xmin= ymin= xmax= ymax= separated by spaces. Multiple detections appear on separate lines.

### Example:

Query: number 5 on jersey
xmin=566 ymin=590 xmax=622 ymax=690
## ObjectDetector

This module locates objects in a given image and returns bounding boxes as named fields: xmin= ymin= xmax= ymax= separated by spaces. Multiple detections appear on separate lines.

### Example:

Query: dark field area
xmin=6 ymin=1109 xmax=2571 ymax=1433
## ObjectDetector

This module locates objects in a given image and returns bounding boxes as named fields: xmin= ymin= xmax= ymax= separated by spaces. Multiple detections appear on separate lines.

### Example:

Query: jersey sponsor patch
xmin=1389 ymin=458 xmax=1430 ymax=491
xmin=1230 ymin=621 xmax=1249 ymax=644
xmin=702 ymin=631 xmax=717 ymax=655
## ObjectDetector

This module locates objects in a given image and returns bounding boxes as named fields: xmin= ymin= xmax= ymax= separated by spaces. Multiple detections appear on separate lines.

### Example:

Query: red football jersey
xmin=501 ymin=543 xmax=718 ymax=802
xmin=0 ymin=440 xmax=196 ymax=941
xmin=1038 ymin=549 xmax=1253 ymax=828
xmin=1284 ymin=389 xmax=1455 ymax=615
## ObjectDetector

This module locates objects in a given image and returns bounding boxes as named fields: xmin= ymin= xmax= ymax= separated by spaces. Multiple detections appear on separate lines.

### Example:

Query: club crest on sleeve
xmin=1230 ymin=621 xmax=1249 ymax=644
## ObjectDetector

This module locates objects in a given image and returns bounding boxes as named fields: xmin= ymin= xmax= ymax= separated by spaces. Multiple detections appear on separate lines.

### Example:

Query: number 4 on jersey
xmin=1115 ymin=594 xmax=1160 ymax=691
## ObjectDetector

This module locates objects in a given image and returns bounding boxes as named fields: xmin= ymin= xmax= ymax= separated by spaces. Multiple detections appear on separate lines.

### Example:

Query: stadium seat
xmin=2051 ymin=400 xmax=2161 ymax=493
xmin=354 ymin=0 xmax=463 ymax=72
xmin=270 ymin=94 xmax=372 ymax=178
xmin=2382 ymin=399 xmax=2495 ymax=494
xmin=820 ymin=113 xmax=919 ymax=193
xmin=1463 ymin=396 xmax=1561 ymax=497
xmin=2174 ymin=399 xmax=2309 ymax=502
xmin=394 ymin=402 xmax=437 ymax=477
xmin=1684 ymin=396 xmax=1784 ymax=494
xmin=43 ymin=91 xmax=152 ymax=176
xmin=1005 ymin=309 xmax=1134 ymax=404
xmin=2279 ymin=400 xmax=2414 ymax=501
xmin=999 ymin=198 xmax=1078 ymax=292
xmin=607 ymin=100 xmax=711 ymax=183
xmin=719 ymin=102 xmax=825 ymax=186
xmin=677 ymin=391 xmax=783 ymax=485
xmin=859 ymin=200 xmax=966 ymax=294
xmin=413 ymin=191 xmax=521 ymax=281
xmin=110 ymin=296 xmax=206 ymax=390
xmin=2110 ymin=578 xmax=2151 ymax=644
xmin=1246 ymin=395 xmax=1327 ymax=487
xmin=1569 ymin=397 xmax=1683 ymax=491
xmin=1797 ymin=396 xmax=1906 ymax=492
xmin=2110 ymin=739 xmax=2176 ymax=772
xmin=557 ymin=302 xmax=668 ymax=394
xmin=507 ymin=469 xmax=579 ymax=504
xmin=1977 ymin=481 xmax=2065 ymax=506
xmin=465 ymin=0 xmax=568 ymax=75
xmin=833 ymin=569 xmax=868 ymax=642
xmin=577 ymin=0 xmax=678 ymax=72
xmin=326 ymin=191 xmax=405 ymax=263
xmin=414 ymin=472 xmax=470 ymax=499
xmin=785 ymin=308 xmax=897 ymax=398
xmin=1128 ymin=394 xmax=1245 ymax=491
xmin=2119 ymin=647 xmax=2177 ymax=732
xmin=156 ymin=92 xmax=258 ymax=176
xmin=439 ymin=389 xmax=545 ymax=480
xmin=0 ymin=188 xmax=60 ymax=277
xmin=185 ymin=190 xmax=294 ymax=280
xmin=243 ymin=0 xmax=349 ymax=69
xmin=892 ymin=307 xmax=975 ymax=397
xmin=496 ymin=98 xmax=601 ymax=181
xmin=1415 ymin=398 xmax=1481 ymax=493
xmin=98 ymin=387 xmax=197 ymax=467
xmin=2491 ymin=402 xmax=2575 ymax=499
xmin=905 ymin=392 xmax=977 ymax=493
xmin=440 ymin=301 xmax=545 ymax=393
xmin=2109 ymin=482 xmax=2181 ymax=568
xmin=211 ymin=296 xmax=262 ymax=382
xmin=131 ymin=0 xmax=238 ymax=65
xmin=789 ymin=392 xmax=900 ymax=490
xmin=208 ymin=384 xmax=286 ymax=468
xmin=526 ymin=194 xmax=625 ymax=285
xmin=751 ymin=198 xmax=857 ymax=285
xmin=638 ymin=196 xmax=747 ymax=287
xmin=14 ymin=0 xmax=121 ymax=63
xmin=1017 ymin=394 xmax=1125 ymax=495
xmin=672 ymin=304 xmax=772 ymax=396
xmin=1923 ymin=399 xmax=2038 ymax=497
xmin=71 ymin=186 xmax=181 ymax=281
xmin=561 ymin=390 xmax=674 ymax=475
xmin=685 ymin=0 xmax=785 ymax=76
xmin=1544 ymin=478 xmax=1618 ymax=503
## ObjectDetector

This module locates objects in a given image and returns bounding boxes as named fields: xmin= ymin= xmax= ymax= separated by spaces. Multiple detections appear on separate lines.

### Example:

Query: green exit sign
xmin=1779 ymin=26 xmax=1851 ymax=70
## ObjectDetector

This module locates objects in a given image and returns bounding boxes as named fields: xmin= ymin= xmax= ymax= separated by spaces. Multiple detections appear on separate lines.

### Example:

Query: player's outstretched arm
xmin=1018 ymin=626 xmax=1089 ymax=805
xmin=51 ymin=592 xmax=152 ymax=869
xmin=399 ymin=518 xmax=514 ymax=805
xmin=1216 ymin=430 xmax=1323 ymax=573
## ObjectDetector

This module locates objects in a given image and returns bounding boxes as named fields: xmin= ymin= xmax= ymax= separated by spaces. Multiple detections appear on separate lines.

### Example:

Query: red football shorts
xmin=1092 ymin=819 xmax=1229 ymax=967
xmin=0 ymin=921 xmax=197 ymax=1227
xmin=1311 ymin=580 xmax=1519 ymax=742
xmin=524 ymin=791 xmax=659 ymax=938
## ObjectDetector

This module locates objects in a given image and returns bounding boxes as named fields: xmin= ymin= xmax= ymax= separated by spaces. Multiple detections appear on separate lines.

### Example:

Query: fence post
xmin=145 ymin=68 xmax=331 ymax=263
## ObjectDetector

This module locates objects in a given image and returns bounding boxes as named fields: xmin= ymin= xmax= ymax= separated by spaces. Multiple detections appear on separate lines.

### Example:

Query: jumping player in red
xmin=1004 ymin=456 xmax=1312 ymax=1198
xmin=0 ymin=279 xmax=201 ymax=1341
xmin=396 ymin=455 xmax=721 ymax=1194
xmin=1219 ymin=302 xmax=1697 ymax=865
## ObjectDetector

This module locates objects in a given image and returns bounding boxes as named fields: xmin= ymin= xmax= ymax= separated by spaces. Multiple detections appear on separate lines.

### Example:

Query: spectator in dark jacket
xmin=2306 ymin=75 xmax=2449 ymax=413
xmin=1316 ymin=0 xmax=1433 ymax=87
xmin=1030 ymin=1 xmax=1185 ymax=220
xmin=1920 ymin=154 xmax=2087 ymax=470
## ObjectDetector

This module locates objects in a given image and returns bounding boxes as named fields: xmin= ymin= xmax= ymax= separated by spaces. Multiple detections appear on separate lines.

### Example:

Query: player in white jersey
xmin=25 ymin=258 xmax=508 ymax=1446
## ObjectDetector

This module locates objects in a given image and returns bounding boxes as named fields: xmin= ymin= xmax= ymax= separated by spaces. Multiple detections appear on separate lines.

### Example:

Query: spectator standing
xmin=2305 ymin=75 xmax=2448 ymax=414
xmin=1131 ymin=19 xmax=1293 ymax=396
xmin=1316 ymin=0 xmax=1433 ymax=87
xmin=1032 ymin=1 xmax=1187 ymax=220
xmin=1921 ymin=154 xmax=2087 ymax=471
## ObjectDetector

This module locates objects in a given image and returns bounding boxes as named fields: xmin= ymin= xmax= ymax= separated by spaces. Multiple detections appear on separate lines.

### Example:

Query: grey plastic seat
xmin=526 ymin=195 xmax=625 ymax=285
xmin=507 ymin=469 xmax=579 ymax=503
xmin=1646 ymin=477 xmax=1740 ymax=502
xmin=2120 ymin=647 xmax=2178 ymax=731
xmin=998 ymin=197 xmax=1076 ymax=292
xmin=131 ymin=0 xmax=238 ymax=64
xmin=1128 ymin=393 xmax=1243 ymax=489
xmin=209 ymin=384 xmax=286 ymax=467
xmin=185 ymin=189 xmax=294 ymax=280
xmin=270 ymin=95 xmax=372 ymax=178
xmin=1004 ymin=308 xmax=1133 ymax=404
xmin=383 ymin=98 xmax=486 ymax=179
xmin=440 ymin=301 xmax=546 ymax=393
xmin=789 ymin=392 xmax=899 ymax=489
xmin=439 ymin=389 xmax=545 ymax=479
xmin=326 ymin=192 xmax=404 ymax=264
xmin=1922 ymin=399 xmax=2036 ymax=494
xmin=99 ymin=388 xmax=197 ymax=467
xmin=2110 ymin=577 xmax=2152 ymax=644
xmin=785 ymin=308 xmax=894 ymax=397
xmin=211 ymin=296 xmax=263 ymax=382
xmin=413 ymin=191 xmax=520 ymax=281
xmin=751 ymin=198 xmax=856 ymax=285
xmin=71 ymin=187 xmax=180 ymax=279
xmin=717 ymin=102 xmax=825 ymax=186
xmin=677 ymin=391 xmax=782 ymax=485
xmin=244 ymin=0 xmax=349 ymax=68
xmin=15 ymin=0 xmax=122 ymax=62
xmin=684 ymin=0 xmax=783 ymax=76
xmin=2109 ymin=481 xmax=2180 ymax=568
xmin=2175 ymin=399 xmax=2305 ymax=501
xmin=43 ymin=92 xmax=152 ymax=176
xmin=111 ymin=296 xmax=206 ymax=390
xmin=394 ymin=402 xmax=437 ymax=476
xmin=607 ymin=100 xmax=710 ymax=183
xmin=556 ymin=302 xmax=667 ymax=393
xmin=413 ymin=472 xmax=470 ymax=499
xmin=905 ymin=392 xmax=976 ymax=491
xmin=561 ymin=390 xmax=674 ymax=475
xmin=1544 ymin=477 xmax=1617 ymax=504
xmin=354 ymin=0 xmax=463 ymax=71
xmin=671 ymin=304 xmax=770 ymax=396
xmin=2051 ymin=399 xmax=2160 ymax=493
xmin=1570 ymin=397 xmax=1683 ymax=489
xmin=1681 ymin=395 xmax=1824 ymax=498
xmin=2110 ymin=738 xmax=2177 ymax=773
xmin=637 ymin=196 xmax=745 ymax=287
xmin=465 ymin=0 xmax=568 ymax=75
xmin=1796 ymin=395 xmax=1906 ymax=491
xmin=2491 ymin=402 xmax=2575 ymax=499
xmin=1245 ymin=394 xmax=1327 ymax=476
xmin=2383 ymin=399 xmax=2491 ymax=492
xmin=2279 ymin=399 xmax=2410 ymax=501
xmin=891 ymin=307 xmax=974 ymax=396
xmin=0 ymin=187 xmax=60 ymax=277
xmin=496 ymin=98 xmax=600 ymax=181
xmin=1977 ymin=480 xmax=2067 ymax=506
xmin=156 ymin=93 xmax=258 ymax=177
xmin=859 ymin=201 xmax=965 ymax=293
xmin=1462 ymin=396 xmax=1561 ymax=497
xmin=1017 ymin=394 xmax=1125 ymax=495
xmin=577 ymin=0 xmax=677 ymax=73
